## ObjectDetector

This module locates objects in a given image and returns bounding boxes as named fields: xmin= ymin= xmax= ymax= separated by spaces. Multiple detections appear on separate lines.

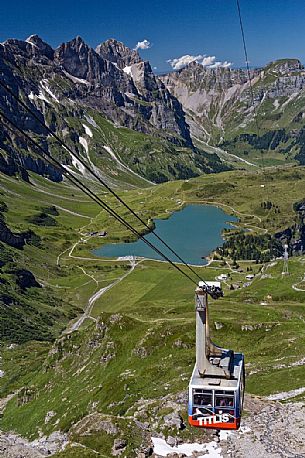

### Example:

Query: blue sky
xmin=1 ymin=0 xmax=305 ymax=72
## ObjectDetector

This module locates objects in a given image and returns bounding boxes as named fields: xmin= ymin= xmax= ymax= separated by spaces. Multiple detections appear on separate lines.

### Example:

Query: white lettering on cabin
xmin=198 ymin=413 xmax=231 ymax=426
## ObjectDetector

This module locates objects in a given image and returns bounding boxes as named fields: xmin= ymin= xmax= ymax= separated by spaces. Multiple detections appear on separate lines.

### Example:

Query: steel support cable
xmin=236 ymin=0 xmax=266 ymax=170
xmin=0 ymin=110 xmax=199 ymax=286
xmin=236 ymin=0 xmax=276 ymax=257
xmin=0 ymin=77 xmax=204 ymax=285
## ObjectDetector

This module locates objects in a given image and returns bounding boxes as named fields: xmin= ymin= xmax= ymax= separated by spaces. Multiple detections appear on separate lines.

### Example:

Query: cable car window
xmin=215 ymin=390 xmax=234 ymax=396
xmin=193 ymin=391 xmax=213 ymax=407
xmin=215 ymin=395 xmax=234 ymax=408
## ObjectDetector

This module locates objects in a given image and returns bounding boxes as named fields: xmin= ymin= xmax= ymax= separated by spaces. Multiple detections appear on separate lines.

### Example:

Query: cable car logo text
xmin=197 ymin=413 xmax=230 ymax=426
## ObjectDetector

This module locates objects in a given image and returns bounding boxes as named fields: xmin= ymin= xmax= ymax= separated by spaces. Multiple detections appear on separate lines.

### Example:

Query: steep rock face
xmin=26 ymin=34 xmax=54 ymax=60
xmin=122 ymin=60 xmax=192 ymax=143
xmin=14 ymin=268 xmax=41 ymax=289
xmin=161 ymin=62 xmax=261 ymax=141
xmin=55 ymin=36 xmax=115 ymax=83
xmin=0 ymin=107 xmax=63 ymax=182
xmin=54 ymin=37 xmax=139 ymax=115
xmin=160 ymin=58 xmax=305 ymax=166
xmin=0 ymin=35 xmax=193 ymax=185
xmin=53 ymin=36 xmax=192 ymax=145
xmin=128 ymin=61 xmax=159 ymax=94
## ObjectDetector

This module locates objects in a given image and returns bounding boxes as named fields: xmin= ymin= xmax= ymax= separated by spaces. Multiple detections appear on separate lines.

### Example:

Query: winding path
xmin=65 ymin=258 xmax=138 ymax=333
xmin=292 ymin=274 xmax=305 ymax=291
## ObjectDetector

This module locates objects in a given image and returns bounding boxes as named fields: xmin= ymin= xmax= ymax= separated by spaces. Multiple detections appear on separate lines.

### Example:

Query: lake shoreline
xmin=93 ymin=204 xmax=238 ymax=266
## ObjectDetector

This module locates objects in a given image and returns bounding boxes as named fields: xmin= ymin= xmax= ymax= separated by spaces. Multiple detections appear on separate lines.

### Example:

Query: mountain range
xmin=0 ymin=35 xmax=226 ymax=186
xmin=2 ymin=35 xmax=305 ymax=188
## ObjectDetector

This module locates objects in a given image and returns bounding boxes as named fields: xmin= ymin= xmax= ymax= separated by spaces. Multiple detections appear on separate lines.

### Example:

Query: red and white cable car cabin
xmin=188 ymin=282 xmax=245 ymax=430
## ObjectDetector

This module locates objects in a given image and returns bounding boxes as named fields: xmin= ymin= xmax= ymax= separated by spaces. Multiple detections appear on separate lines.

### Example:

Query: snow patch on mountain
xmin=40 ymin=79 xmax=59 ymax=103
xmin=82 ymin=124 xmax=93 ymax=137
xmin=123 ymin=66 xmax=132 ymax=76
xmin=67 ymin=157 xmax=86 ymax=175
xmin=84 ymin=115 xmax=98 ymax=128
xmin=103 ymin=145 xmax=154 ymax=184
xmin=28 ymin=82 xmax=59 ymax=105
xmin=79 ymin=137 xmax=89 ymax=154
xmin=63 ymin=70 xmax=90 ymax=86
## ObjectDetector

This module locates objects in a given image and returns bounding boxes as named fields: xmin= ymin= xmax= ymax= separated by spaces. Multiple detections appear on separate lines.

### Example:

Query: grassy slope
xmin=34 ymin=96 xmax=227 ymax=186
xmin=1 ymin=165 xmax=305 ymax=456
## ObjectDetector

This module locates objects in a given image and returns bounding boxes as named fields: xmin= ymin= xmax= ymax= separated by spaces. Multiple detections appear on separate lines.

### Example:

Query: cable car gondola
xmin=188 ymin=281 xmax=245 ymax=430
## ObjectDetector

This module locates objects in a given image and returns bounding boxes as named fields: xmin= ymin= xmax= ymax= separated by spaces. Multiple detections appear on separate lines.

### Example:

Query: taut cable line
xmin=236 ymin=0 xmax=266 ymax=171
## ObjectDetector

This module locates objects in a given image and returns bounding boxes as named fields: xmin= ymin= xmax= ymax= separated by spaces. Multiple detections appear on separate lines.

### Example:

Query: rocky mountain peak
xmin=54 ymin=36 xmax=104 ymax=81
xmin=57 ymin=35 xmax=88 ymax=53
xmin=25 ymin=34 xmax=54 ymax=59
xmin=95 ymin=38 xmax=142 ymax=69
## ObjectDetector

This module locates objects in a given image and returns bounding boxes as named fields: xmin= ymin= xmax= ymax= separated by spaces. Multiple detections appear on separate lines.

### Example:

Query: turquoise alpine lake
xmin=93 ymin=204 xmax=238 ymax=265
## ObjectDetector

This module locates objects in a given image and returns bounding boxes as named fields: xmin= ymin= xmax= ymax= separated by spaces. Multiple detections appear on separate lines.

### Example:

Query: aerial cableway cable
xmin=236 ymin=0 xmax=276 ymax=240
xmin=236 ymin=0 xmax=266 ymax=170
xmin=0 ymin=110 xmax=201 ymax=287
xmin=0 ymin=77 xmax=204 ymax=285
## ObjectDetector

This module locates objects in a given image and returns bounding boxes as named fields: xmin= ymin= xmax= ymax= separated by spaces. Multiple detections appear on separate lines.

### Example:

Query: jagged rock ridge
xmin=0 ymin=34 xmax=192 ymax=140
xmin=1 ymin=34 xmax=226 ymax=184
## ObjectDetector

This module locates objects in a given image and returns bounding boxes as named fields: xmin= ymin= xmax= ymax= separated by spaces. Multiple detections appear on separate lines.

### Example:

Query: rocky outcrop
xmin=55 ymin=36 xmax=114 ymax=83
xmin=13 ymin=269 xmax=41 ymax=290
xmin=0 ymin=431 xmax=68 ymax=457
xmin=112 ymin=438 xmax=127 ymax=456
xmin=0 ymin=219 xmax=26 ymax=249
xmin=71 ymin=413 xmax=119 ymax=436
xmin=163 ymin=412 xmax=185 ymax=431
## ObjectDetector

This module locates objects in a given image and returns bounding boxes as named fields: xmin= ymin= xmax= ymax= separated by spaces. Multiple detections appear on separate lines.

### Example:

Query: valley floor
xmin=1 ymin=167 xmax=305 ymax=457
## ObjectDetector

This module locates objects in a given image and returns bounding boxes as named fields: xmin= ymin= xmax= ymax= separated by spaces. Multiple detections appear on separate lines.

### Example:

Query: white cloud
xmin=167 ymin=54 xmax=205 ymax=70
xmin=167 ymin=53 xmax=232 ymax=70
xmin=209 ymin=60 xmax=232 ymax=69
xmin=134 ymin=39 xmax=151 ymax=51
xmin=201 ymin=56 xmax=216 ymax=66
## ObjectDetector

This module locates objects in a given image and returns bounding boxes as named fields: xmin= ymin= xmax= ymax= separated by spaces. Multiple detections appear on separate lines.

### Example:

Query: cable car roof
xmin=190 ymin=352 xmax=244 ymax=391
